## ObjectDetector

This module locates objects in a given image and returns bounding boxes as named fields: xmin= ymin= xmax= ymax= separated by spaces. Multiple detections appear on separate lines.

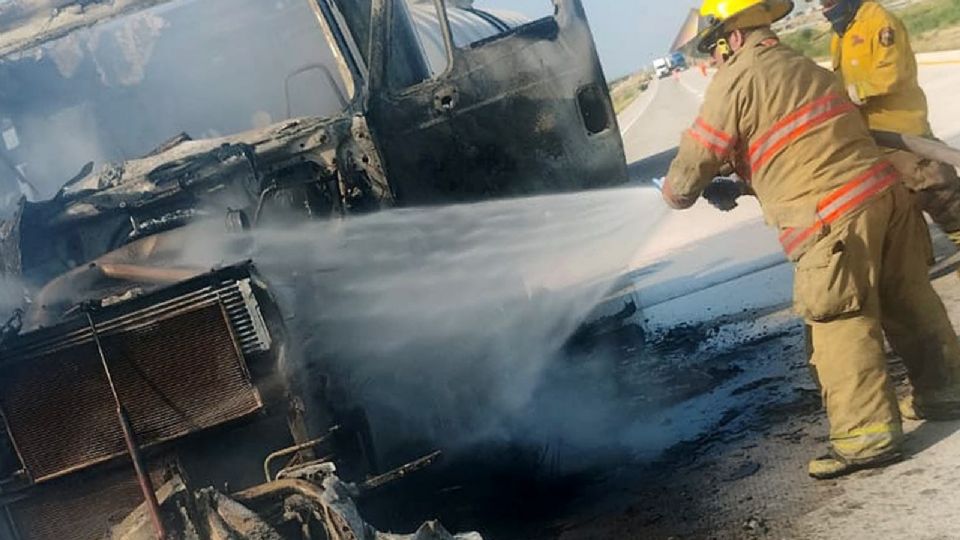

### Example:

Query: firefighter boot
xmin=909 ymin=391 xmax=960 ymax=421
xmin=899 ymin=394 xmax=921 ymax=421
xmin=808 ymin=448 xmax=904 ymax=480
xmin=948 ymin=229 xmax=960 ymax=251
xmin=898 ymin=394 xmax=960 ymax=421
xmin=948 ymin=230 xmax=960 ymax=277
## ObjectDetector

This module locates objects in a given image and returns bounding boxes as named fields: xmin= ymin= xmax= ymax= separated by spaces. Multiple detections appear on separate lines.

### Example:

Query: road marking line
xmin=620 ymin=78 xmax=660 ymax=135
xmin=678 ymin=77 xmax=705 ymax=100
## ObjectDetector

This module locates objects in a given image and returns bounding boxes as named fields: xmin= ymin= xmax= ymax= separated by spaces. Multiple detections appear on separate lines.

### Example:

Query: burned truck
xmin=0 ymin=0 xmax=627 ymax=538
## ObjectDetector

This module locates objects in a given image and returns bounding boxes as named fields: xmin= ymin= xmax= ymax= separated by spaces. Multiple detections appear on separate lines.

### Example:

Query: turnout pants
xmin=795 ymin=184 xmax=960 ymax=459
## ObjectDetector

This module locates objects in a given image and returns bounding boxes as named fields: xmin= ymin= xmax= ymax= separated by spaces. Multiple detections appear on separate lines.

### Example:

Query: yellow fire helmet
xmin=697 ymin=0 xmax=794 ymax=53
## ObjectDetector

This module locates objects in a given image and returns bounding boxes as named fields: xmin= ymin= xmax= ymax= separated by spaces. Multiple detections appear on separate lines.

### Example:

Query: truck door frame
xmin=362 ymin=0 xmax=628 ymax=204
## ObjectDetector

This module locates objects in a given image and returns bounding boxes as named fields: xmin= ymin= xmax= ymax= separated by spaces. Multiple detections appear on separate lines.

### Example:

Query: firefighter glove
xmin=703 ymin=177 xmax=744 ymax=211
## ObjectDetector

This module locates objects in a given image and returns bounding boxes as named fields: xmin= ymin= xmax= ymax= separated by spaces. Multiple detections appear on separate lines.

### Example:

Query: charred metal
xmin=0 ymin=0 xmax=626 ymax=538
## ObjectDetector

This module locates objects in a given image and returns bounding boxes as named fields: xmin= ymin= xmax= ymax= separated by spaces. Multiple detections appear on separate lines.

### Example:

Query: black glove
xmin=702 ymin=177 xmax=745 ymax=212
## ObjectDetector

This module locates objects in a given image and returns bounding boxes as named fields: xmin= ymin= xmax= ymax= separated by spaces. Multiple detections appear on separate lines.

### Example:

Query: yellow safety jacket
xmin=665 ymin=28 xmax=894 ymax=260
xmin=830 ymin=0 xmax=931 ymax=136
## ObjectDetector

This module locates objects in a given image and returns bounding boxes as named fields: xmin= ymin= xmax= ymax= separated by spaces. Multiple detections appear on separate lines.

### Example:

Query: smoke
xmin=178 ymin=186 xmax=668 ymax=470
xmin=0 ymin=274 xmax=27 ymax=335
xmin=4 ymin=0 xmax=349 ymax=200
xmin=0 ymin=277 xmax=24 ymax=312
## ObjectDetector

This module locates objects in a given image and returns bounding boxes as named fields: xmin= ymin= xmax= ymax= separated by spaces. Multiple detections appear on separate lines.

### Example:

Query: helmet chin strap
xmin=716 ymin=37 xmax=733 ymax=61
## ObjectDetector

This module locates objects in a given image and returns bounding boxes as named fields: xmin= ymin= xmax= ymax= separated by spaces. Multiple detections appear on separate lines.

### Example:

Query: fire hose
xmin=650 ymin=131 xmax=960 ymax=208
xmin=870 ymin=130 xmax=960 ymax=168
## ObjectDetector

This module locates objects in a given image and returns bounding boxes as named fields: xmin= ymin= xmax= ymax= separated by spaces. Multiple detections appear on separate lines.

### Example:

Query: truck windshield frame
xmin=0 ymin=0 xmax=350 ymax=206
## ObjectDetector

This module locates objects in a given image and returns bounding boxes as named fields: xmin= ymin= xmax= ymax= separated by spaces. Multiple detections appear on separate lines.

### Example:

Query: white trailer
xmin=653 ymin=57 xmax=670 ymax=78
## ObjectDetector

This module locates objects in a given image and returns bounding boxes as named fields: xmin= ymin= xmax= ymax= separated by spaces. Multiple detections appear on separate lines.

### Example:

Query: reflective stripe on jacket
xmin=779 ymin=161 xmax=898 ymax=258
xmin=665 ymin=28 xmax=895 ymax=260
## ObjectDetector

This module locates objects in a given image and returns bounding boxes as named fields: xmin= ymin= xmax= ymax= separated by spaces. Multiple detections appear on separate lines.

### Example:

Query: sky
xmin=472 ymin=0 xmax=700 ymax=79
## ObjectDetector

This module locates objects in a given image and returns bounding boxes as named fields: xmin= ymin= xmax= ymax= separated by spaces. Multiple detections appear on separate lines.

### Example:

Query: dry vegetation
xmin=609 ymin=71 xmax=652 ymax=114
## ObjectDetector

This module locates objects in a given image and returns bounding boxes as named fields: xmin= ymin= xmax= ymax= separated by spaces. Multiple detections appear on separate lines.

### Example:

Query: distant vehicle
xmin=668 ymin=52 xmax=688 ymax=72
xmin=654 ymin=57 xmax=671 ymax=78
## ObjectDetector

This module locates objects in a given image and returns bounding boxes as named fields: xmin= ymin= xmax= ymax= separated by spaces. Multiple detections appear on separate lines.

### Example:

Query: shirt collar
xmin=726 ymin=27 xmax=779 ymax=65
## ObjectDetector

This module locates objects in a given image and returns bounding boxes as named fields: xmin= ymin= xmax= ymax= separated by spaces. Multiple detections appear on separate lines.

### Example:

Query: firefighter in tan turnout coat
xmin=661 ymin=0 xmax=960 ymax=479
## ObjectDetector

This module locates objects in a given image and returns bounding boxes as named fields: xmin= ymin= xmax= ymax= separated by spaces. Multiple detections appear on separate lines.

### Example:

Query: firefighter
xmin=661 ymin=0 xmax=960 ymax=479
xmin=823 ymin=0 xmax=960 ymax=251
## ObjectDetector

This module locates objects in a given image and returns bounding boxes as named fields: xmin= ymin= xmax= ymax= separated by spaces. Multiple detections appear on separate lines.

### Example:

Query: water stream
xmin=180 ymin=185 xmax=668 ymax=469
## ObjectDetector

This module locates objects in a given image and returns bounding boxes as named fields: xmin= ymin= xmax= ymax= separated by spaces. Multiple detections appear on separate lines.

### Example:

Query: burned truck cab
xmin=0 ymin=0 xmax=626 ymax=538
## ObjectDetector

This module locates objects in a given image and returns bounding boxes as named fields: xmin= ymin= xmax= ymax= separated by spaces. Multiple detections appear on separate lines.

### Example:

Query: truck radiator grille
xmin=7 ymin=464 xmax=167 ymax=540
xmin=0 ymin=267 xmax=268 ymax=483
